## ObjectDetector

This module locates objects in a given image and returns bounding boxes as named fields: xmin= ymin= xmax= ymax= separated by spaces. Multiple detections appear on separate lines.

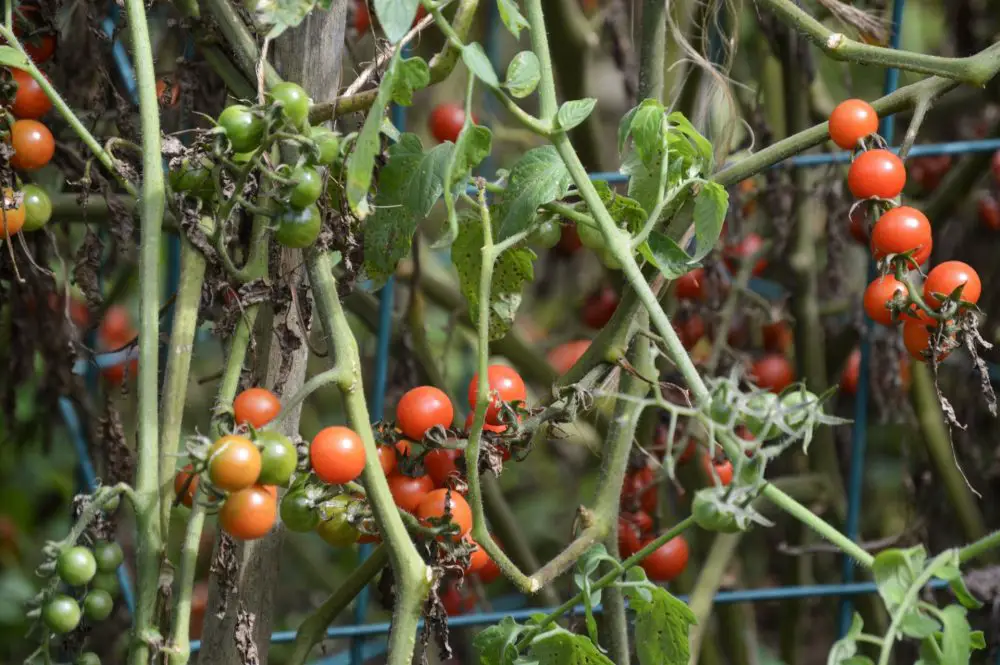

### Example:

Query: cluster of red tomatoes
xmin=977 ymin=151 xmax=1000 ymax=230
xmin=830 ymin=99 xmax=983 ymax=362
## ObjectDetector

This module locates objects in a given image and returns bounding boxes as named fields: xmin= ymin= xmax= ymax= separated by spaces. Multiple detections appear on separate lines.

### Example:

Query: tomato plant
xmin=723 ymin=232 xmax=768 ymax=275
xmin=428 ymin=102 xmax=469 ymax=143
xmin=43 ymin=595 xmax=81 ymax=634
xmin=310 ymin=426 xmax=366 ymax=484
xmin=256 ymin=431 xmax=298 ymax=486
xmin=269 ymin=82 xmax=310 ymax=129
xmin=57 ymin=546 xmax=97 ymax=586
xmin=218 ymin=104 xmax=265 ymax=152
xmin=546 ymin=340 xmax=590 ymax=375
xmin=0 ymin=188 xmax=27 ymax=238
xmin=93 ymin=542 xmax=124 ymax=573
xmin=980 ymin=193 xmax=1000 ymax=230
xmin=749 ymin=354 xmax=795 ymax=393
xmin=9 ymin=118 xmax=55 ymax=170
xmin=377 ymin=444 xmax=397 ymax=475
xmin=424 ymin=448 xmax=462 ymax=488
xmin=274 ymin=203 xmax=322 ymax=248
xmin=316 ymin=495 xmax=359 ymax=546
xmin=675 ymin=268 xmax=706 ymax=301
xmin=20 ymin=183 xmax=52 ymax=231
xmin=83 ymin=589 xmax=115 ymax=621
xmin=863 ymin=275 xmax=907 ymax=326
xmin=581 ymin=285 xmax=619 ymax=328
xmin=396 ymin=386 xmax=454 ymax=440
xmin=280 ymin=489 xmax=320 ymax=532
xmin=870 ymin=206 xmax=932 ymax=264
xmin=10 ymin=68 xmax=51 ymax=119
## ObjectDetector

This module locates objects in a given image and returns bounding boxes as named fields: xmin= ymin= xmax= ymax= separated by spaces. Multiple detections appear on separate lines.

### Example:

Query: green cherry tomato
xmin=90 ymin=572 xmax=120 ymax=597
xmin=92 ymin=542 xmax=124 ymax=574
xmin=289 ymin=166 xmax=323 ymax=208
xmin=691 ymin=490 xmax=742 ymax=533
xmin=309 ymin=126 xmax=341 ymax=165
xmin=530 ymin=219 xmax=561 ymax=249
xmin=599 ymin=247 xmax=622 ymax=270
xmin=709 ymin=386 xmax=734 ymax=425
xmin=315 ymin=495 xmax=358 ymax=547
xmin=218 ymin=105 xmax=266 ymax=153
xmin=103 ymin=494 xmax=121 ymax=514
xmin=743 ymin=392 xmax=780 ymax=440
xmin=576 ymin=221 xmax=605 ymax=250
xmin=780 ymin=389 xmax=819 ymax=432
xmin=43 ymin=595 xmax=82 ymax=634
xmin=82 ymin=589 xmax=115 ymax=622
xmin=75 ymin=653 xmax=102 ymax=665
xmin=280 ymin=489 xmax=320 ymax=532
xmin=20 ymin=184 xmax=52 ymax=231
xmin=169 ymin=157 xmax=215 ymax=200
xmin=57 ymin=546 xmax=97 ymax=587
xmin=257 ymin=431 xmax=299 ymax=486
xmin=269 ymin=82 xmax=310 ymax=129
xmin=274 ymin=203 xmax=322 ymax=249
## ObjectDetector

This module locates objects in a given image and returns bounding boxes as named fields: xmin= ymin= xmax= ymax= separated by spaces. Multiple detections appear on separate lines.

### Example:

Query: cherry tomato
xmin=43 ymin=595 xmax=81 ymax=634
xmin=156 ymin=78 xmax=181 ymax=108
xmin=289 ymin=166 xmax=323 ymax=208
xmin=847 ymin=149 xmax=906 ymax=200
xmin=441 ymin=581 xmax=476 ymax=616
xmin=388 ymin=473 xmax=435 ymax=513
xmin=675 ymin=268 xmax=706 ymax=301
xmin=310 ymin=426 xmax=366 ymax=485
xmin=429 ymin=102 xmax=468 ymax=143
xmin=674 ymin=313 xmax=705 ymax=350
xmin=849 ymin=208 xmax=869 ymax=244
xmin=621 ymin=465 xmax=657 ymax=514
xmin=902 ymin=312 xmax=953 ymax=362
xmin=979 ymin=193 xmax=1000 ymax=231
xmin=316 ymin=495 xmax=359 ymax=546
xmin=233 ymin=387 xmax=281 ymax=429
xmin=20 ymin=183 xmax=51 ymax=231
xmin=83 ymin=589 xmax=114 ymax=621
xmin=477 ymin=545 xmax=502 ymax=584
xmin=90 ymin=572 xmax=120 ymax=597
xmin=465 ymin=537 xmax=491 ymax=574
xmin=57 ymin=546 xmax=97 ymax=586
xmin=220 ymin=486 xmax=277 ymax=540
xmin=762 ymin=320 xmax=793 ymax=353
xmin=870 ymin=206 xmax=931 ymax=264
xmin=738 ymin=178 xmax=757 ymax=216
xmin=618 ymin=518 xmax=642 ymax=556
xmin=174 ymin=464 xmax=200 ymax=508
xmin=546 ymin=340 xmax=590 ymax=375
xmin=99 ymin=305 xmax=135 ymax=347
xmin=396 ymin=440 xmax=414 ymax=458
xmin=923 ymin=261 xmax=982 ymax=308
xmin=556 ymin=225 xmax=583 ymax=254
xmin=468 ymin=365 xmax=527 ymax=425
xmin=12 ymin=6 xmax=56 ymax=63
xmin=208 ymin=435 xmax=262 ymax=492
xmin=655 ymin=423 xmax=695 ymax=463
xmin=581 ymin=285 xmax=619 ymax=328
xmin=841 ymin=348 xmax=861 ymax=395
xmin=76 ymin=652 xmax=101 ymax=665
xmin=274 ymin=203 xmax=322 ymax=248
xmin=702 ymin=455 xmax=733 ymax=486
xmin=416 ymin=489 xmax=473 ymax=539
xmin=169 ymin=156 xmax=215 ymax=200
xmin=910 ymin=155 xmax=951 ymax=191
xmin=640 ymin=536 xmax=689 ymax=582
xmin=353 ymin=0 xmax=371 ymax=32
xmin=377 ymin=444 xmax=397 ymax=475
xmin=309 ymin=126 xmax=341 ymax=165
xmin=630 ymin=510 xmax=654 ymax=533
xmin=92 ymin=542 xmax=124 ymax=573
xmin=256 ymin=431 xmax=298 ymax=486
xmin=280 ymin=489 xmax=320 ymax=532
xmin=749 ymin=354 xmax=794 ymax=393
xmin=0 ymin=188 xmax=27 ymax=238
xmin=863 ymin=275 xmax=907 ymax=327
xmin=10 ymin=68 xmax=51 ymax=119
xmin=9 ymin=118 xmax=54 ymax=170
xmin=218 ymin=105 xmax=265 ymax=152
xmin=530 ymin=219 xmax=562 ymax=249
xmin=397 ymin=386 xmax=454 ymax=440
xmin=724 ymin=233 xmax=767 ymax=275
xmin=269 ymin=82 xmax=310 ymax=129
xmin=424 ymin=448 xmax=462 ymax=488
xmin=828 ymin=99 xmax=879 ymax=150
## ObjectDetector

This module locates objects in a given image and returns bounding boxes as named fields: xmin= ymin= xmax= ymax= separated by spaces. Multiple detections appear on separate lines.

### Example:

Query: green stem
xmin=165 ymin=501 xmax=207 ymax=665
xmin=958 ymin=530 xmax=1000 ymax=564
xmin=123 ymin=0 xmax=167 ymax=661
xmin=202 ymin=0 xmax=281 ymax=88
xmin=524 ymin=0 xmax=558 ymax=121
xmin=158 ymin=216 xmax=213 ymax=541
xmin=288 ymin=545 xmax=390 ymax=665
xmin=636 ymin=0 xmax=665 ymax=100
xmin=686 ymin=533 xmax=743 ymax=663
xmin=277 ymin=367 xmax=347 ymax=421
xmin=875 ymin=553 xmax=951 ymax=665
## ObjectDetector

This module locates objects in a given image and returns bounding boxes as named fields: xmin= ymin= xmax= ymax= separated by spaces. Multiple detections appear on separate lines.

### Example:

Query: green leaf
xmin=0 ymin=45 xmax=29 ymax=69
xmin=495 ymin=0 xmax=529 ymax=38
xmin=933 ymin=553 xmax=983 ymax=610
xmin=625 ymin=99 xmax=667 ymax=170
xmin=691 ymin=182 xmax=728 ymax=262
xmin=827 ymin=614 xmax=873 ymax=665
xmin=640 ymin=231 xmax=695 ymax=279
xmin=529 ymin=629 xmax=615 ymax=665
xmin=247 ymin=0 xmax=321 ymax=36
xmin=900 ymin=609 xmax=941 ymax=639
xmin=390 ymin=56 xmax=430 ymax=105
xmin=628 ymin=586 xmax=696 ymax=665
xmin=452 ymin=125 xmax=494 ymax=184
xmin=473 ymin=616 xmax=529 ymax=665
xmin=617 ymin=105 xmax=640 ymax=154
xmin=504 ymin=51 xmax=540 ymax=98
xmin=345 ymin=52 xmax=400 ymax=217
xmin=592 ymin=181 xmax=646 ymax=234
xmin=872 ymin=548 xmax=920 ymax=612
xmin=969 ymin=631 xmax=986 ymax=649
xmin=463 ymin=43 xmax=500 ymax=88
xmin=452 ymin=215 xmax=536 ymax=340
xmin=557 ymin=98 xmax=597 ymax=131
xmin=667 ymin=111 xmax=713 ymax=168
xmin=939 ymin=604 xmax=980 ymax=665
xmin=495 ymin=146 xmax=572 ymax=241
xmin=374 ymin=0 xmax=420 ymax=43
xmin=362 ymin=135 xmax=453 ymax=284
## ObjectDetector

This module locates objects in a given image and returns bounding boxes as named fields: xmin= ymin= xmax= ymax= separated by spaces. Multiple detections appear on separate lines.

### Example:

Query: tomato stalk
xmin=164 ymin=500 xmax=207 ymax=665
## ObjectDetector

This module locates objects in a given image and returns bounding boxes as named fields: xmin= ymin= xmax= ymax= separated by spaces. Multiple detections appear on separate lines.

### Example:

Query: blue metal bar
xmin=838 ymin=0 xmax=906 ymax=637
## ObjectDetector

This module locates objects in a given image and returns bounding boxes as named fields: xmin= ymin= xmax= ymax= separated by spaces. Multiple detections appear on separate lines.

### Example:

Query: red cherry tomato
xmin=675 ymin=268 xmax=706 ymax=301
xmin=841 ymin=348 xmax=861 ymax=395
xmin=910 ymin=155 xmax=951 ymax=191
xmin=702 ymin=455 xmax=733 ymax=486
xmin=674 ymin=314 xmax=706 ymax=350
xmin=849 ymin=208 xmax=870 ymax=244
xmin=9 ymin=118 xmax=54 ymax=170
xmin=220 ymin=486 xmax=277 ymax=540
xmin=902 ymin=312 xmax=953 ymax=362
xmin=546 ymin=340 xmax=590 ymax=375
xmin=377 ymin=444 xmax=397 ymax=475
xmin=429 ymin=103 xmax=470 ymax=143
xmin=465 ymin=537 xmax=491 ymax=574
xmin=310 ymin=426 xmax=366 ymax=485
xmin=923 ymin=261 xmax=982 ymax=308
xmin=582 ymin=285 xmax=619 ymax=329
xmin=396 ymin=386 xmax=454 ymax=440
xmin=208 ymin=435 xmax=262 ymax=492
xmin=724 ymin=233 xmax=767 ymax=275
xmin=440 ymin=581 xmax=476 ymax=615
xmin=11 ymin=6 xmax=56 ymax=63
xmin=847 ymin=149 xmax=906 ymax=200
xmin=749 ymin=354 xmax=795 ymax=393
xmin=468 ymin=365 xmax=527 ymax=425
xmin=640 ymin=536 xmax=689 ymax=581
xmin=156 ymin=79 xmax=181 ymax=108
xmin=417 ymin=489 xmax=473 ymax=539
xmin=621 ymin=466 xmax=657 ymax=514
xmin=828 ymin=99 xmax=879 ymax=150
xmin=233 ymin=387 xmax=281 ymax=429
xmin=387 ymin=473 xmax=435 ymax=513
xmin=618 ymin=518 xmax=642 ymax=556
xmin=870 ymin=206 xmax=932 ymax=264
xmin=10 ymin=68 xmax=51 ymax=119
xmin=863 ymin=275 xmax=908 ymax=327
xmin=174 ymin=464 xmax=200 ymax=508
xmin=556 ymin=225 xmax=583 ymax=254
xmin=979 ymin=193 xmax=1000 ymax=231
xmin=762 ymin=321 xmax=793 ymax=353
xmin=424 ymin=448 xmax=462 ymax=488
xmin=353 ymin=0 xmax=371 ymax=32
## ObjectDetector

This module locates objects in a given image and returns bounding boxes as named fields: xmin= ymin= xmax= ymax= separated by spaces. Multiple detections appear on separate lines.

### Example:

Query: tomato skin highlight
xmin=828 ymin=99 xmax=879 ymax=149
xmin=847 ymin=149 xmax=906 ymax=200
xmin=310 ymin=426 xmax=367 ymax=485
xmin=547 ymin=340 xmax=590 ymax=375
xmin=233 ymin=387 xmax=282 ymax=429
xmin=396 ymin=386 xmax=454 ymax=440
xmin=923 ymin=261 xmax=982 ymax=308
xmin=388 ymin=473 xmax=435 ymax=513
xmin=870 ymin=206 xmax=931 ymax=264
xmin=749 ymin=354 xmax=795 ymax=393
xmin=10 ymin=68 xmax=51 ymax=119
xmin=468 ymin=365 xmax=527 ymax=425
xmin=428 ymin=102 xmax=469 ymax=143
xmin=220 ymin=486 xmax=278 ymax=540
xmin=640 ymin=536 xmax=689 ymax=581
xmin=416 ymin=488 xmax=473 ymax=539
xmin=208 ymin=435 xmax=262 ymax=492
xmin=863 ymin=275 xmax=908 ymax=327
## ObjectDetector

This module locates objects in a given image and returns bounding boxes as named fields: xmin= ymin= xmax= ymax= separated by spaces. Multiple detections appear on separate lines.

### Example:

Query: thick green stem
xmin=959 ymin=530 xmax=1000 ymax=564
xmin=637 ymin=0 xmax=665 ymax=100
xmin=288 ymin=546 xmax=390 ymax=665
xmin=306 ymin=251 xmax=430 ymax=665
xmin=686 ymin=533 xmax=742 ymax=664
xmin=123 ymin=0 xmax=167 ymax=661
xmin=165 ymin=501 xmax=207 ymax=665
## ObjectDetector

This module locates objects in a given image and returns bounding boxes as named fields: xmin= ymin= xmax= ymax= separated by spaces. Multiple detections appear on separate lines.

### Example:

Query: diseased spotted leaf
xmin=593 ymin=181 xmax=645 ymax=234
xmin=495 ymin=146 xmax=571 ymax=241
xmin=667 ymin=111 xmax=713 ymax=168
xmin=390 ymin=56 xmax=430 ymax=106
xmin=529 ymin=629 xmax=615 ymax=665
xmin=627 ymin=586 xmax=696 ymax=665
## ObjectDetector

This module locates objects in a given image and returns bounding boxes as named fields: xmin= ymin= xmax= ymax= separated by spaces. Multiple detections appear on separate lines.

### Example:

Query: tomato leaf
xmin=624 ymin=586 xmax=696 ymax=665
xmin=593 ymin=181 xmax=646 ymax=234
xmin=899 ymin=609 xmax=941 ymax=639
xmin=691 ymin=181 xmax=728 ymax=262
xmin=495 ymin=146 xmax=572 ymax=241
xmin=374 ymin=0 xmax=420 ymax=43
xmin=932 ymin=551 xmax=983 ymax=610
xmin=640 ymin=231 xmax=696 ymax=280
xmin=390 ymin=56 xmax=430 ymax=106
xmin=0 ymin=45 xmax=29 ymax=69
xmin=529 ymin=629 xmax=615 ymax=665
xmin=872 ymin=547 xmax=924 ymax=612
xmin=452 ymin=214 xmax=535 ymax=340
xmin=556 ymin=98 xmax=597 ymax=132
xmin=504 ymin=51 xmax=540 ymax=98
xmin=472 ymin=616 xmax=529 ymax=665
xmin=463 ymin=43 xmax=500 ymax=89
xmin=621 ymin=99 xmax=666 ymax=170
xmin=667 ymin=111 xmax=713 ymax=169
xmin=495 ymin=0 xmax=529 ymax=38
xmin=938 ymin=604 xmax=982 ymax=665
xmin=451 ymin=125 xmax=493 ymax=184
xmin=362 ymin=135 xmax=453 ymax=284
xmin=827 ymin=614 xmax=874 ymax=665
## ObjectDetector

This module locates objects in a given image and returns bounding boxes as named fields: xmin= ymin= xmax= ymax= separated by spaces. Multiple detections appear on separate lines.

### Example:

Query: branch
xmin=164 ymin=502 xmax=207 ymax=665
xmin=201 ymin=0 xmax=282 ymax=89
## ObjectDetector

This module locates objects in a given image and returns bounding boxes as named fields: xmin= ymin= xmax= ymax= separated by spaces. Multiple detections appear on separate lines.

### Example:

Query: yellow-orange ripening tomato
xmin=310 ymin=426 xmax=366 ymax=484
xmin=207 ymin=435 xmax=262 ymax=492
xmin=0 ymin=188 xmax=27 ymax=238
xmin=219 ymin=486 xmax=277 ymax=540
xmin=233 ymin=387 xmax=282 ymax=429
